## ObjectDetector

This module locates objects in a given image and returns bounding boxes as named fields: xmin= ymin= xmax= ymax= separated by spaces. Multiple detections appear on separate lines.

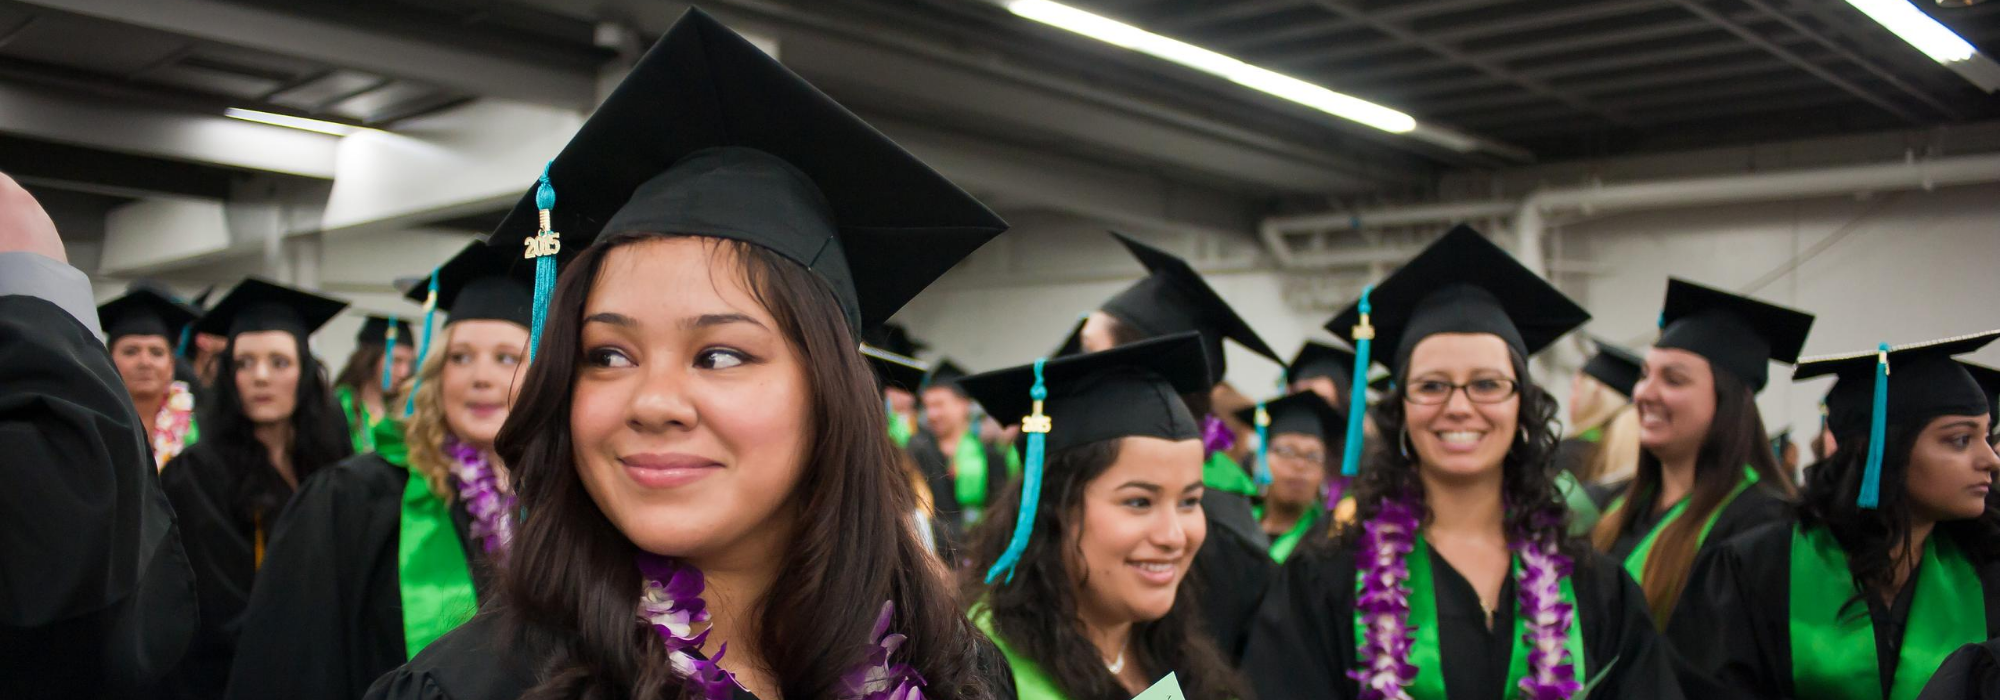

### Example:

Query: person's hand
xmin=0 ymin=171 xmax=65 ymax=263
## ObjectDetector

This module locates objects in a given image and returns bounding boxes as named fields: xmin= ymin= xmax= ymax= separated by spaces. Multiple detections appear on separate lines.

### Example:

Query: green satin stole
xmin=381 ymin=420 xmax=479 ymax=659
xmin=1266 ymin=506 xmax=1322 ymax=564
xmin=972 ymin=607 xmax=1068 ymax=700
xmin=1351 ymin=535 xmax=1586 ymax=700
xmin=336 ymin=385 xmax=377 ymax=454
xmin=1203 ymin=451 xmax=1257 ymax=497
xmin=1789 ymin=525 xmax=1985 ymax=700
xmin=1619 ymin=467 xmax=1759 ymax=582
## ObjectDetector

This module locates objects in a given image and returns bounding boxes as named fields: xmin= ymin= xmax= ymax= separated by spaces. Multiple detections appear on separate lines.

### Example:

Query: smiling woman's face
xmin=1068 ymin=435 xmax=1206 ymax=629
xmin=568 ymin=237 xmax=814 ymax=563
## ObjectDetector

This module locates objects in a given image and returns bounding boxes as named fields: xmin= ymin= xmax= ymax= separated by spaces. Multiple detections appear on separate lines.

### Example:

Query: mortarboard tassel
xmin=175 ymin=323 xmax=193 ymax=359
xmin=380 ymin=314 xmax=400 ymax=392
xmin=1253 ymin=402 xmax=1272 ymax=487
xmin=403 ymin=270 xmax=440 ymax=418
xmin=1858 ymin=343 xmax=1890 ymax=509
xmin=986 ymin=358 xmax=1050 ymax=585
xmin=526 ymin=162 xmax=562 ymax=361
xmin=1340 ymin=286 xmax=1374 ymax=478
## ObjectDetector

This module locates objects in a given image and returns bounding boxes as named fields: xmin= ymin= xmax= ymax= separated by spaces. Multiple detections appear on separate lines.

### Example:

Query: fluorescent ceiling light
xmin=224 ymin=108 xmax=365 ymax=136
xmin=1007 ymin=0 xmax=1417 ymax=134
xmin=1844 ymin=0 xmax=1976 ymax=63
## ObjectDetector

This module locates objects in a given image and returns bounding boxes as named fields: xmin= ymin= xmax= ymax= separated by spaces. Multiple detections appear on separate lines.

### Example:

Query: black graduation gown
xmin=1918 ymin=639 xmax=2000 ymax=700
xmin=1553 ymin=437 xmax=1597 ymax=480
xmin=225 ymin=453 xmax=496 ymax=700
xmin=908 ymin=429 xmax=1012 ymax=536
xmin=1192 ymin=489 xmax=1276 ymax=664
xmin=1666 ymin=521 xmax=2000 ymax=700
xmin=1242 ymin=537 xmax=1684 ymax=700
xmin=0 ymin=295 xmax=197 ymax=696
xmin=155 ymin=439 xmax=300 ymax=699
xmin=1606 ymin=480 xmax=1792 ymax=564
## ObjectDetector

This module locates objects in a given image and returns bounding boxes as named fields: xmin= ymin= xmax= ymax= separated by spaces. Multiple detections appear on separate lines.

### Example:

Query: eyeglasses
xmin=1404 ymin=377 xmax=1520 ymax=405
xmin=1269 ymin=445 xmax=1326 ymax=464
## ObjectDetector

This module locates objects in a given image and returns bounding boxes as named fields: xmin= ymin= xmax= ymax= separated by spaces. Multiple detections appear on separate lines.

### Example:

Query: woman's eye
xmin=448 ymin=352 xmax=472 ymax=365
xmin=1122 ymin=497 xmax=1152 ymax=509
xmin=1179 ymin=496 xmax=1202 ymax=509
xmin=497 ymin=353 xmax=522 ymax=367
xmin=1949 ymin=435 xmax=1973 ymax=450
xmin=587 ymin=347 xmax=635 ymax=369
xmin=272 ymin=356 xmax=291 ymax=369
xmin=696 ymin=348 xmax=748 ymax=370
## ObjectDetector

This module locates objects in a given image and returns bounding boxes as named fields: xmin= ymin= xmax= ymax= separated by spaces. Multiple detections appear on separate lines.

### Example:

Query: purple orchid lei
xmin=1349 ymin=495 xmax=1578 ymax=700
xmin=444 ymin=437 xmax=515 ymax=558
xmin=1200 ymin=414 xmax=1237 ymax=455
xmin=636 ymin=554 xmax=926 ymax=700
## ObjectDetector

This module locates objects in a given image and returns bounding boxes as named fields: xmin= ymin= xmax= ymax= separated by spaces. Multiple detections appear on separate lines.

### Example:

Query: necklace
xmin=1105 ymin=648 xmax=1126 ymax=674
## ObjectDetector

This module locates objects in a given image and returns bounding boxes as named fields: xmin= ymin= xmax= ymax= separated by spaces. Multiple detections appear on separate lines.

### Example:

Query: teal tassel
xmin=528 ymin=163 xmax=558 ymax=361
xmin=1253 ymin=402 xmax=1272 ymax=487
xmin=175 ymin=324 xmax=193 ymax=358
xmin=380 ymin=314 xmax=400 ymax=392
xmin=985 ymin=358 xmax=1050 ymax=585
xmin=1859 ymin=342 xmax=1890 ymax=509
xmin=403 ymin=269 xmax=440 ymax=418
xmin=1340 ymin=286 xmax=1374 ymax=477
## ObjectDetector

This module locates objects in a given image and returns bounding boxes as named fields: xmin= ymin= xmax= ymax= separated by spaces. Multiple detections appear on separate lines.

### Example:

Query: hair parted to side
xmin=201 ymin=331 xmax=353 ymax=516
xmin=493 ymin=231 xmax=993 ymax=700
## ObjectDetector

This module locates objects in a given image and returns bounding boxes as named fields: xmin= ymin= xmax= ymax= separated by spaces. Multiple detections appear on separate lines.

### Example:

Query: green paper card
xmin=1133 ymin=672 xmax=1184 ymax=700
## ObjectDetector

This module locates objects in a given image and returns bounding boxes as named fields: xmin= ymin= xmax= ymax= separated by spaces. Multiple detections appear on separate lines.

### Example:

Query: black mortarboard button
xmin=193 ymin=278 xmax=347 ymax=338
xmin=485 ymin=8 xmax=1006 ymax=334
xmin=1794 ymin=330 xmax=2000 ymax=508
xmin=356 ymin=315 xmax=415 ymax=347
xmin=98 ymin=288 xmax=198 ymax=345
xmin=1581 ymin=337 xmax=1644 ymax=399
xmin=406 ymin=242 xmax=534 ymax=328
xmin=1655 ymin=278 xmax=1815 ymax=392
xmin=1097 ymin=231 xmax=1279 ymax=385
xmin=861 ymin=345 xmax=931 ymax=394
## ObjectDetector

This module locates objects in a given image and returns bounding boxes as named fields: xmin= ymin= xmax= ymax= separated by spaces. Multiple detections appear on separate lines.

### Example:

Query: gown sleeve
xmin=1574 ymin=550 xmax=1686 ymax=700
xmin=1191 ymin=490 xmax=1275 ymax=663
xmin=227 ymin=455 xmax=406 ymax=700
xmin=1662 ymin=522 xmax=1790 ymax=700
xmin=0 ymin=293 xmax=198 ymax=696
xmin=1240 ymin=545 xmax=1357 ymax=699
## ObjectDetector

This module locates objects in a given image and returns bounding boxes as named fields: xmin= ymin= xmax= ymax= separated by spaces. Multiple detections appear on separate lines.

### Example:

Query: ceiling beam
xmin=1736 ymin=0 xmax=1962 ymax=119
xmin=1661 ymin=0 xmax=1926 ymax=125
xmin=1425 ymin=0 xmax=1674 ymax=44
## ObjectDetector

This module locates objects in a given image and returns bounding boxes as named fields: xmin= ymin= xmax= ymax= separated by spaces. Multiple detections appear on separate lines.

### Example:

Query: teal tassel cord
xmin=1858 ymin=343 xmax=1890 ymax=509
xmin=1254 ymin=403 xmax=1272 ymax=487
xmin=380 ymin=314 xmax=400 ymax=392
xmin=1340 ymin=286 xmax=1374 ymax=477
xmin=527 ymin=162 xmax=559 ymax=361
xmin=986 ymin=358 xmax=1051 ymax=585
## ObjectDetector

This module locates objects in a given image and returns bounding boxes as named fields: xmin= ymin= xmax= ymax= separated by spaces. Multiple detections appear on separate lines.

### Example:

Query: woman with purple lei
xmin=366 ymin=9 xmax=1008 ymax=700
xmin=1241 ymin=226 xmax=1682 ymax=700
xmin=228 ymin=241 xmax=532 ymax=700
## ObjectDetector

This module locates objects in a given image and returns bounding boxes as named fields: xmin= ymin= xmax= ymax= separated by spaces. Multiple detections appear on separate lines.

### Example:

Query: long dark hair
xmin=1589 ymin=367 xmax=1795 ymax=623
xmin=963 ymin=439 xmax=1248 ymax=700
xmin=1337 ymin=347 xmax=1573 ymax=556
xmin=494 ymin=232 xmax=990 ymax=700
xmin=331 ymin=342 xmax=385 ymax=395
xmin=1798 ymin=415 xmax=2000 ymax=611
xmin=198 ymin=329 xmax=351 ymax=515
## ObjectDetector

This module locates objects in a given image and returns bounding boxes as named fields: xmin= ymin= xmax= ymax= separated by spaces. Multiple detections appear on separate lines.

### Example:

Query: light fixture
xmin=1844 ymin=0 xmax=1975 ymax=63
xmin=223 ymin=108 xmax=367 ymax=136
xmin=1006 ymin=0 xmax=1417 ymax=135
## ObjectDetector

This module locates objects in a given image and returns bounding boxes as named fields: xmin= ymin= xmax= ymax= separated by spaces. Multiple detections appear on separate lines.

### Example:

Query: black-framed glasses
xmin=1269 ymin=445 xmax=1327 ymax=464
xmin=1404 ymin=377 xmax=1520 ymax=405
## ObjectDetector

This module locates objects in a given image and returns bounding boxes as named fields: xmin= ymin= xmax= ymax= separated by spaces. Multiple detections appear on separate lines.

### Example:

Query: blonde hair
xmin=1567 ymin=372 xmax=1627 ymax=439
xmin=396 ymin=328 xmax=456 ymax=502
xmin=1584 ymin=407 xmax=1641 ymax=485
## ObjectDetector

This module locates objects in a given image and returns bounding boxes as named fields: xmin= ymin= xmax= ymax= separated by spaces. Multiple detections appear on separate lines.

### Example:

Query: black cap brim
xmin=1794 ymin=330 xmax=2000 ymax=437
xmin=958 ymin=332 xmax=1210 ymax=453
xmin=1656 ymin=278 xmax=1815 ymax=391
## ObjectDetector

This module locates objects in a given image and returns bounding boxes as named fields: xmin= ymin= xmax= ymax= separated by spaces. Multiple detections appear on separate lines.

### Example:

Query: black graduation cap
xmin=923 ymin=359 xmax=970 ymax=393
xmin=1235 ymin=391 xmax=1346 ymax=444
xmin=1288 ymin=341 xmax=1358 ymax=385
xmin=861 ymin=323 xmax=927 ymax=359
xmin=484 ymin=8 xmax=1006 ymax=333
xmin=405 ymin=242 xmax=534 ymax=328
xmin=1793 ymin=330 xmax=1999 ymax=507
xmin=355 ymin=315 xmax=415 ymax=347
xmin=1795 ymin=331 xmax=2000 ymax=439
xmin=1654 ymin=278 xmax=1815 ymax=392
xmin=1582 ymin=337 xmax=1644 ymax=399
xmin=1963 ymin=362 xmax=2000 ymax=426
xmin=1052 ymin=315 xmax=1087 ymax=358
xmin=1323 ymin=225 xmax=1590 ymax=373
xmin=860 ymin=345 xmax=930 ymax=394
xmin=98 ymin=288 xmax=198 ymax=344
xmin=1096 ymin=231 xmax=1279 ymax=385
xmin=193 ymin=278 xmax=347 ymax=338
xmin=958 ymin=332 xmax=1209 ymax=455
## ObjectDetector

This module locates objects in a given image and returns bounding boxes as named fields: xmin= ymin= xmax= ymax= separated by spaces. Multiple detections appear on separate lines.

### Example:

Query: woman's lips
xmin=620 ymin=453 xmax=723 ymax=489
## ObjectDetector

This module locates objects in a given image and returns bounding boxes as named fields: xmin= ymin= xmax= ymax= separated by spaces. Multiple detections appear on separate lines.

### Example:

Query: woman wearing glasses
xmin=1237 ymin=392 xmax=1347 ymax=563
xmin=1242 ymin=227 xmax=1680 ymax=700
